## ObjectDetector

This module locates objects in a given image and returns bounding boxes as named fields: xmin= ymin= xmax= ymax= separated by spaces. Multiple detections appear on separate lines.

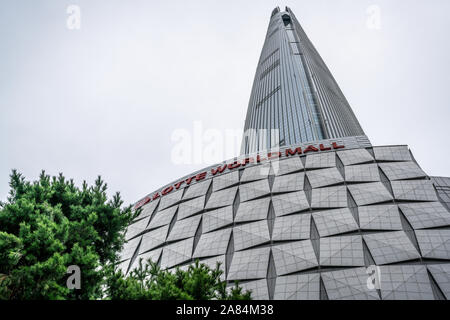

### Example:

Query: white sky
xmin=1 ymin=0 xmax=449 ymax=205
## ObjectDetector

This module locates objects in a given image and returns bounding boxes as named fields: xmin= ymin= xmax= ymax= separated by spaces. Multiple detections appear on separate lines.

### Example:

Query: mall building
xmin=119 ymin=7 xmax=450 ymax=300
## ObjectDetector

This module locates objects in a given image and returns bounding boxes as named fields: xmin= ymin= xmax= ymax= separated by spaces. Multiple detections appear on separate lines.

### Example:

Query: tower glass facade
xmin=241 ymin=7 xmax=365 ymax=155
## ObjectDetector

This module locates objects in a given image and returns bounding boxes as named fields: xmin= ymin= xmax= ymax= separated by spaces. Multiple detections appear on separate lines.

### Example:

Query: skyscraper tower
xmin=241 ymin=7 xmax=365 ymax=154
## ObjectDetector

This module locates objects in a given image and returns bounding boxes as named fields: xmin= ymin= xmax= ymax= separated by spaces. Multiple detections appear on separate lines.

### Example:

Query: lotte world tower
xmin=121 ymin=7 xmax=450 ymax=300
xmin=241 ymin=7 xmax=364 ymax=154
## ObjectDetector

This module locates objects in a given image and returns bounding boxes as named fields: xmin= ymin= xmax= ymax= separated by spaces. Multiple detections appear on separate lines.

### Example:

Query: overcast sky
xmin=1 ymin=0 xmax=449 ymax=205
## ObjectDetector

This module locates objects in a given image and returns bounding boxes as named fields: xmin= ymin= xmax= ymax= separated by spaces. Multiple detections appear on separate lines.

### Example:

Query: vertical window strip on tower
xmin=256 ymin=86 xmax=281 ymax=109
xmin=259 ymin=59 xmax=280 ymax=80
xmin=260 ymin=48 xmax=280 ymax=66
xmin=267 ymin=27 xmax=279 ymax=39
xmin=280 ymin=35 xmax=301 ymax=143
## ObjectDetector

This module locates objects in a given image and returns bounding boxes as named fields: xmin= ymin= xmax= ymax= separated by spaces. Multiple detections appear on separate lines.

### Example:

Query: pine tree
xmin=0 ymin=170 xmax=252 ymax=300
xmin=105 ymin=259 xmax=252 ymax=300
xmin=0 ymin=170 xmax=136 ymax=299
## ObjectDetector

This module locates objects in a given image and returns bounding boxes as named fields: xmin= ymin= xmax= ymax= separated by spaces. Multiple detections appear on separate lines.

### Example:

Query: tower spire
xmin=241 ymin=8 xmax=365 ymax=155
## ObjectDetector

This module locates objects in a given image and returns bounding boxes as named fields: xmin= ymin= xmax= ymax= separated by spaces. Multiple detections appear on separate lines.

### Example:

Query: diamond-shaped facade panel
xmin=305 ymin=152 xmax=336 ymax=169
xmin=358 ymin=204 xmax=402 ymax=231
xmin=391 ymin=180 xmax=438 ymax=202
xmin=307 ymin=167 xmax=344 ymax=189
xmin=160 ymin=237 xmax=194 ymax=269
xmin=139 ymin=225 xmax=169 ymax=253
xmin=427 ymin=264 xmax=450 ymax=299
xmin=182 ymin=180 xmax=211 ymax=200
xmin=239 ymin=180 xmax=271 ymax=202
xmin=321 ymin=267 xmax=380 ymax=300
xmin=416 ymin=229 xmax=450 ymax=260
xmin=159 ymin=189 xmax=183 ymax=210
xmin=120 ymin=236 xmax=141 ymax=262
xmin=373 ymin=146 xmax=412 ymax=162
xmin=233 ymin=220 xmax=270 ymax=251
xmin=212 ymin=171 xmax=239 ymax=192
xmin=273 ymin=157 xmax=304 ymax=176
xmin=337 ymin=148 xmax=374 ymax=166
xmin=272 ymin=213 xmax=311 ymax=241
xmin=240 ymin=163 xmax=271 ymax=182
xmin=311 ymin=186 xmax=347 ymax=209
xmin=344 ymin=163 xmax=380 ymax=183
xmin=205 ymin=186 xmax=238 ymax=210
xmin=272 ymin=191 xmax=310 ymax=216
xmin=272 ymin=240 xmax=318 ymax=275
xmin=399 ymin=202 xmax=450 ymax=229
xmin=148 ymin=206 xmax=177 ymax=230
xmin=319 ymin=235 xmax=364 ymax=267
xmin=202 ymin=206 xmax=233 ymax=233
xmin=363 ymin=231 xmax=420 ymax=265
xmin=193 ymin=228 xmax=232 ymax=259
xmin=379 ymin=162 xmax=426 ymax=181
xmin=235 ymin=197 xmax=270 ymax=223
xmin=135 ymin=199 xmax=160 ymax=220
xmin=272 ymin=172 xmax=304 ymax=193
xmin=166 ymin=214 xmax=201 ymax=242
xmin=227 ymin=247 xmax=270 ymax=281
xmin=177 ymin=196 xmax=205 ymax=220
xmin=274 ymin=274 xmax=320 ymax=300
xmin=348 ymin=182 xmax=393 ymax=206
xmin=379 ymin=265 xmax=434 ymax=300
xmin=312 ymin=208 xmax=359 ymax=237
xmin=125 ymin=216 xmax=150 ymax=240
